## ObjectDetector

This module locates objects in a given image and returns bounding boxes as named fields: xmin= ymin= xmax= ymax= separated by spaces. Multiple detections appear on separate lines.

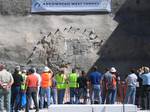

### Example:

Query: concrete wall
xmin=49 ymin=105 xmax=137 ymax=112
xmin=0 ymin=0 xmax=150 ymax=76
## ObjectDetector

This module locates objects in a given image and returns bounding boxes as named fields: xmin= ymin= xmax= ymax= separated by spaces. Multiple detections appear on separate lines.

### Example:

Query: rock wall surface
xmin=0 ymin=0 xmax=150 ymax=76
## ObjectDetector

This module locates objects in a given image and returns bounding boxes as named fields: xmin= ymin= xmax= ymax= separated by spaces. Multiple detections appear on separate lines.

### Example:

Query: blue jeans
xmin=70 ymin=88 xmax=78 ymax=104
xmin=51 ymin=88 xmax=57 ymax=104
xmin=106 ymin=88 xmax=117 ymax=104
xmin=26 ymin=87 xmax=39 ymax=112
xmin=91 ymin=85 xmax=101 ymax=104
xmin=57 ymin=89 xmax=65 ymax=104
xmin=102 ymin=87 xmax=107 ymax=104
xmin=11 ymin=86 xmax=20 ymax=112
xmin=124 ymin=86 xmax=136 ymax=104
xmin=78 ymin=88 xmax=87 ymax=104
xmin=0 ymin=89 xmax=11 ymax=112
xmin=40 ymin=87 xmax=51 ymax=108
xmin=20 ymin=92 xmax=26 ymax=108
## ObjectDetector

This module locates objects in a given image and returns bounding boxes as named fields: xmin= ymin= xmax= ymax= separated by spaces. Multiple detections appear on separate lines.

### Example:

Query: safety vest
xmin=69 ymin=73 xmax=78 ymax=88
xmin=55 ymin=73 xmax=66 ymax=89
xmin=41 ymin=72 xmax=51 ymax=88
xmin=21 ymin=73 xmax=27 ymax=90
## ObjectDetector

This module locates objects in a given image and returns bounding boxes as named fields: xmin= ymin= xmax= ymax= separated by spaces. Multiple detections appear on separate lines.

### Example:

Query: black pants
xmin=141 ymin=85 xmax=150 ymax=110
xmin=11 ymin=86 xmax=21 ymax=112
xmin=135 ymin=87 xmax=142 ymax=107
xmin=25 ymin=87 xmax=39 ymax=112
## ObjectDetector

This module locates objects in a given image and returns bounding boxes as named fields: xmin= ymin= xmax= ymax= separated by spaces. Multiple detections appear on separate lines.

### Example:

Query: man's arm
xmin=25 ymin=76 xmax=29 ymax=89
xmin=100 ymin=80 xmax=102 ymax=88
xmin=6 ymin=73 xmax=14 ymax=89
xmin=49 ymin=69 xmax=53 ymax=76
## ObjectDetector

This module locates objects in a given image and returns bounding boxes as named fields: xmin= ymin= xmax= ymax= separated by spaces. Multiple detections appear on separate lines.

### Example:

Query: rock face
xmin=0 ymin=0 xmax=150 ymax=76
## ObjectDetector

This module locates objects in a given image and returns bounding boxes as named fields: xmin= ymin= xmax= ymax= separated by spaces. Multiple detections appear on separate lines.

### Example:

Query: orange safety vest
xmin=41 ymin=72 xmax=52 ymax=88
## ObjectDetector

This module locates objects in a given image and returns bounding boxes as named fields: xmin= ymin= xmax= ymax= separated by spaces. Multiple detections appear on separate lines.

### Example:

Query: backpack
xmin=107 ymin=74 xmax=117 ymax=89
xmin=112 ymin=75 xmax=117 ymax=88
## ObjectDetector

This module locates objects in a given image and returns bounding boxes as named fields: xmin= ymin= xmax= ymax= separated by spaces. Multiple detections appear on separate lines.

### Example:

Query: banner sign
xmin=31 ymin=0 xmax=111 ymax=12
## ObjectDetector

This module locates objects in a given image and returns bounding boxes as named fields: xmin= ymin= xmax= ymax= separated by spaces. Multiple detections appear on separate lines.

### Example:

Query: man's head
xmin=43 ymin=66 xmax=50 ymax=73
xmin=60 ymin=70 xmax=64 ymax=74
xmin=15 ymin=66 xmax=20 ymax=72
xmin=32 ymin=67 xmax=36 ymax=73
xmin=22 ymin=69 xmax=27 ymax=74
xmin=72 ymin=69 xmax=76 ymax=73
xmin=110 ymin=67 xmax=117 ymax=73
xmin=92 ymin=66 xmax=98 ymax=72
xmin=104 ymin=67 xmax=110 ymax=72
xmin=0 ymin=64 xmax=5 ymax=71
xmin=81 ymin=70 xmax=86 ymax=76
xmin=130 ymin=68 xmax=136 ymax=74
xmin=28 ymin=68 xmax=34 ymax=74
xmin=143 ymin=67 xmax=149 ymax=73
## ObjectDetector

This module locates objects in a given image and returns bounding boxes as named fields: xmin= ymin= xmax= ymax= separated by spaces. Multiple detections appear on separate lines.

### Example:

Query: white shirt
xmin=0 ymin=69 xmax=14 ymax=84
xmin=126 ymin=73 xmax=137 ymax=87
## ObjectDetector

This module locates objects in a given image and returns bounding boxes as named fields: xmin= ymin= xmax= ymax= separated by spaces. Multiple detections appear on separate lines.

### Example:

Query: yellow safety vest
xmin=69 ymin=73 xmax=78 ymax=88
xmin=21 ymin=73 xmax=27 ymax=90
xmin=55 ymin=73 xmax=67 ymax=89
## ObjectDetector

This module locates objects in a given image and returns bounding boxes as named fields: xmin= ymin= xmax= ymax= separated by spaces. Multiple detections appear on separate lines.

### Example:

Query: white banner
xmin=31 ymin=0 xmax=111 ymax=12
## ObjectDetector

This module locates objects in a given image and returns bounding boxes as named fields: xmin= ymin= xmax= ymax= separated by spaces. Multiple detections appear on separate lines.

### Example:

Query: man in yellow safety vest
xmin=55 ymin=70 xmax=67 ymax=104
xmin=68 ymin=69 xmax=79 ymax=104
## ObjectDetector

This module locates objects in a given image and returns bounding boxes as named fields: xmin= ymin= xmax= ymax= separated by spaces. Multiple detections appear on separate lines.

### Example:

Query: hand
xmin=6 ymin=85 xmax=11 ymax=90
xmin=0 ymin=81 xmax=3 ymax=87
xmin=2 ymin=85 xmax=7 ymax=90
xmin=2 ymin=84 xmax=11 ymax=91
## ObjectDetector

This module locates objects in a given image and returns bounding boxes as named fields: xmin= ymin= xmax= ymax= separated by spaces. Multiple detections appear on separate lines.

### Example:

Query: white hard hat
xmin=110 ymin=67 xmax=117 ymax=73
xmin=43 ymin=66 xmax=50 ymax=72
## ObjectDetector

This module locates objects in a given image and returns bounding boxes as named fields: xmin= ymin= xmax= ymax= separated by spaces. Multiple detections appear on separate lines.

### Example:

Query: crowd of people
xmin=0 ymin=63 xmax=150 ymax=112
